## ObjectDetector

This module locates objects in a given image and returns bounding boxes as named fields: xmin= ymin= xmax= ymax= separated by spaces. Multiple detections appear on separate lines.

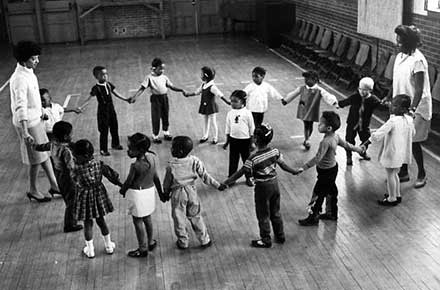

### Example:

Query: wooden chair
xmin=431 ymin=71 xmax=440 ymax=102
xmin=280 ymin=19 xmax=304 ymax=46
xmin=297 ymin=26 xmax=326 ymax=62
xmin=337 ymin=43 xmax=371 ymax=88
xmin=304 ymin=29 xmax=333 ymax=67
xmin=318 ymin=34 xmax=348 ymax=77
xmin=375 ymin=54 xmax=396 ymax=98
xmin=328 ymin=38 xmax=359 ymax=80
xmin=428 ymin=65 xmax=437 ymax=92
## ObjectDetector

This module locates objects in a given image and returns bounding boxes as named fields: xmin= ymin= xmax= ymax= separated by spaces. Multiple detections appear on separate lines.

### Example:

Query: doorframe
xmin=0 ymin=0 xmax=10 ymax=42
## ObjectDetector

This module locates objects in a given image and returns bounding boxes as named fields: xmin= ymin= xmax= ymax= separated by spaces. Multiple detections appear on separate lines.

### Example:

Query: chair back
xmin=320 ymin=30 xmax=333 ymax=50
xmin=383 ymin=54 xmax=396 ymax=80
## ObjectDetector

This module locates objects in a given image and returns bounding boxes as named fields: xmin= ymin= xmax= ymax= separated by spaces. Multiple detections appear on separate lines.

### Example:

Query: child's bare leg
xmin=142 ymin=215 xmax=154 ymax=246
xmin=385 ymin=168 xmax=398 ymax=202
xmin=95 ymin=216 xmax=109 ymax=236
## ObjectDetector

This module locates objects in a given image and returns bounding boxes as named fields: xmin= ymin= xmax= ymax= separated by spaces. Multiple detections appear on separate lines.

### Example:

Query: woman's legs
xmin=412 ymin=142 xmax=426 ymax=179
xmin=385 ymin=168 xmax=399 ymax=202
xmin=41 ymin=158 xmax=59 ymax=192
xmin=29 ymin=164 xmax=41 ymax=196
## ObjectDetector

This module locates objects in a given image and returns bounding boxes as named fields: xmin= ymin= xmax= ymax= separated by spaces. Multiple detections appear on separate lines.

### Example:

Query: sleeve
xmin=108 ymin=82 xmax=116 ymax=92
xmin=100 ymin=161 xmax=122 ymax=186
xmin=370 ymin=118 xmax=394 ymax=143
xmin=284 ymin=87 xmax=301 ymax=104
xmin=11 ymin=78 xmax=29 ymax=122
xmin=337 ymin=134 xmax=358 ymax=151
xmin=90 ymin=85 xmax=98 ymax=96
xmin=210 ymin=84 xmax=224 ymax=97
xmin=320 ymin=87 xmax=338 ymax=105
xmin=413 ymin=59 xmax=425 ymax=74
xmin=268 ymin=84 xmax=283 ymax=100
xmin=141 ymin=75 xmax=150 ymax=89
xmin=165 ymin=76 xmax=173 ymax=87
xmin=338 ymin=95 xmax=353 ymax=108
xmin=243 ymin=83 xmax=252 ymax=95
xmin=62 ymin=147 xmax=76 ymax=173
xmin=225 ymin=112 xmax=231 ymax=135
xmin=303 ymin=139 xmax=330 ymax=170
xmin=243 ymin=158 xmax=253 ymax=175
xmin=193 ymin=157 xmax=221 ymax=188
xmin=163 ymin=166 xmax=174 ymax=194
xmin=248 ymin=111 xmax=255 ymax=136
xmin=34 ymin=142 xmax=52 ymax=152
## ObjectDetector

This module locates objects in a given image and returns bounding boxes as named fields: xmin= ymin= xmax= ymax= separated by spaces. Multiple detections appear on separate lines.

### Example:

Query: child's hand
xmin=119 ymin=189 xmax=126 ymax=198
xmin=222 ymin=142 xmax=229 ymax=150
xmin=334 ymin=102 xmax=340 ymax=109
xmin=281 ymin=99 xmax=287 ymax=106
xmin=128 ymin=97 xmax=136 ymax=104
xmin=73 ymin=108 xmax=81 ymax=114
xmin=218 ymin=184 xmax=227 ymax=191
xmin=250 ymin=142 xmax=256 ymax=151
xmin=159 ymin=192 xmax=170 ymax=203
xmin=41 ymin=114 xmax=49 ymax=121
xmin=294 ymin=167 xmax=304 ymax=175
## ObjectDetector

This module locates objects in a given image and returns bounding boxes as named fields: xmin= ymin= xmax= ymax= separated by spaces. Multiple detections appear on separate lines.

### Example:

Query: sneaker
xmin=100 ymin=150 xmax=110 ymax=156
xmin=414 ymin=177 xmax=427 ymax=188
xmin=164 ymin=134 xmax=173 ymax=141
xmin=64 ymin=224 xmax=83 ymax=233
xmin=104 ymin=241 xmax=116 ymax=254
xmin=152 ymin=138 xmax=162 ymax=144
xmin=298 ymin=214 xmax=318 ymax=226
xmin=383 ymin=194 xmax=402 ymax=204
xmin=112 ymin=145 xmax=123 ymax=150
xmin=251 ymin=239 xmax=272 ymax=248
xmin=211 ymin=138 xmax=218 ymax=145
xmin=127 ymin=248 xmax=148 ymax=258
xmin=318 ymin=213 xmax=338 ymax=220
xmin=201 ymin=240 xmax=213 ymax=249
xmin=377 ymin=198 xmax=399 ymax=206
xmin=346 ymin=158 xmax=353 ymax=166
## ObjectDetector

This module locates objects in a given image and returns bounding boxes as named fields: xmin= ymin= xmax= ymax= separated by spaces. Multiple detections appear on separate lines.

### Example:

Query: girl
xmin=72 ymin=139 xmax=122 ymax=258
xmin=184 ymin=66 xmax=229 ymax=144
xmin=223 ymin=90 xmax=255 ymax=186
xmin=362 ymin=94 xmax=415 ymax=206
xmin=282 ymin=70 xmax=338 ymax=150
xmin=120 ymin=133 xmax=164 ymax=258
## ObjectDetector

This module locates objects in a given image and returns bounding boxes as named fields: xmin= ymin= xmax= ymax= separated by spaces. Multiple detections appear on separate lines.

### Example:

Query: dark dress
xmin=73 ymin=159 xmax=121 ymax=221
xmin=198 ymin=84 xmax=219 ymax=115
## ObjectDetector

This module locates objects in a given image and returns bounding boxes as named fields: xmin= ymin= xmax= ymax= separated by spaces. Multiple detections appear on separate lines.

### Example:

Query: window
xmin=426 ymin=0 xmax=440 ymax=12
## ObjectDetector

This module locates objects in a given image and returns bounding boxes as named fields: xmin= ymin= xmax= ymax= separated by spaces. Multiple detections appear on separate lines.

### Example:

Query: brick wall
xmin=288 ymin=0 xmax=440 ymax=70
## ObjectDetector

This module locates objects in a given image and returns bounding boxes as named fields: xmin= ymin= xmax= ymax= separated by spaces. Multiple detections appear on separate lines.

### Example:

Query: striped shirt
xmin=244 ymin=147 xmax=282 ymax=183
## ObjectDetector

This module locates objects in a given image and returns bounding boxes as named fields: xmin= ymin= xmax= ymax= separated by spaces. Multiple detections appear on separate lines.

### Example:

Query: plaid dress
xmin=73 ymin=159 xmax=120 ymax=221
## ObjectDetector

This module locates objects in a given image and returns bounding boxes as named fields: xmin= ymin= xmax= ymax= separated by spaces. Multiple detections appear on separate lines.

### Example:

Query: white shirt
xmin=392 ymin=49 xmax=432 ymax=120
xmin=10 ymin=63 xmax=42 ymax=127
xmin=244 ymin=81 xmax=282 ymax=113
xmin=194 ymin=80 xmax=223 ymax=97
xmin=43 ymin=103 xmax=64 ymax=133
xmin=225 ymin=107 xmax=255 ymax=139
xmin=141 ymin=73 xmax=173 ymax=95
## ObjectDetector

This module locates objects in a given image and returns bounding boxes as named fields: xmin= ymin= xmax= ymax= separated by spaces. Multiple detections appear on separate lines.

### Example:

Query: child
xmin=243 ymin=66 xmax=283 ymax=127
xmin=77 ymin=66 xmax=129 ymax=156
xmin=282 ymin=70 xmax=338 ymax=150
xmin=120 ymin=133 xmax=164 ymax=258
xmin=184 ymin=66 xmax=229 ymax=144
xmin=223 ymin=90 xmax=255 ymax=186
xmin=298 ymin=111 xmax=363 ymax=226
xmin=162 ymin=136 xmax=226 ymax=250
xmin=33 ymin=121 xmax=83 ymax=233
xmin=130 ymin=58 xmax=185 ymax=144
xmin=72 ymin=139 xmax=122 ymax=258
xmin=361 ymin=95 xmax=415 ymax=206
xmin=338 ymin=77 xmax=382 ymax=165
xmin=40 ymin=88 xmax=80 ymax=139
xmin=223 ymin=123 xmax=302 ymax=248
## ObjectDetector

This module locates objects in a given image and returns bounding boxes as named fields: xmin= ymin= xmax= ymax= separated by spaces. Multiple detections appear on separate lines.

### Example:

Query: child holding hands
xmin=223 ymin=123 xmax=302 ymax=248
xmin=120 ymin=133 xmax=164 ymax=257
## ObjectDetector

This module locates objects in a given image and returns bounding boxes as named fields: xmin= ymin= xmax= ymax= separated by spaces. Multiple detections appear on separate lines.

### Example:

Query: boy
xmin=338 ymin=77 xmax=382 ymax=165
xmin=223 ymin=123 xmax=301 ymax=248
xmin=78 ymin=66 xmax=129 ymax=156
xmin=298 ymin=111 xmax=363 ymax=225
xmin=40 ymin=88 xmax=80 ymax=139
xmin=243 ymin=66 xmax=283 ymax=127
xmin=162 ymin=136 xmax=226 ymax=249
xmin=130 ymin=58 xmax=185 ymax=144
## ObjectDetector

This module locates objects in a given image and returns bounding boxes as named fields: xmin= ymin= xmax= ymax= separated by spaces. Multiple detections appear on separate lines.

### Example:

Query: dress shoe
xmin=112 ymin=145 xmax=123 ymax=150
xmin=100 ymin=150 xmax=110 ymax=156
xmin=148 ymin=240 xmax=157 ymax=251
xmin=377 ymin=198 xmax=399 ymax=206
xmin=201 ymin=240 xmax=213 ymax=249
xmin=414 ymin=177 xmax=427 ymax=188
xmin=27 ymin=192 xmax=51 ymax=203
xmin=164 ymin=134 xmax=173 ymax=141
xmin=251 ymin=239 xmax=272 ymax=248
xmin=128 ymin=248 xmax=148 ymax=258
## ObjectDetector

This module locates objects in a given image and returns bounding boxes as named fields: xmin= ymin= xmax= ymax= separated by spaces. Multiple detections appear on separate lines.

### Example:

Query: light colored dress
xmin=370 ymin=114 xmax=415 ymax=168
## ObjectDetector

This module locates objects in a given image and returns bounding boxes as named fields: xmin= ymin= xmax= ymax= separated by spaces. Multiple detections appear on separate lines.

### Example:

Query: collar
xmin=305 ymin=84 xmax=318 ymax=90
xmin=96 ymin=81 xmax=108 ymax=86
xmin=16 ymin=63 xmax=34 ymax=74
xmin=204 ymin=80 xmax=214 ymax=86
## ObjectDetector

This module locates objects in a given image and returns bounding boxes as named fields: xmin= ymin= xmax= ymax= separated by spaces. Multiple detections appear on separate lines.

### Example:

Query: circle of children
xmin=35 ymin=56 xmax=415 ymax=258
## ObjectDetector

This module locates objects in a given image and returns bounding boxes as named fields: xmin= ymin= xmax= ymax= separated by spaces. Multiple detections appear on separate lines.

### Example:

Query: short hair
xmin=321 ymin=111 xmax=341 ymax=131
xmin=252 ymin=66 xmax=266 ymax=77
xmin=73 ymin=139 xmax=94 ymax=160
xmin=254 ymin=123 xmax=274 ymax=146
xmin=52 ymin=121 xmax=73 ymax=142
xmin=128 ymin=133 xmax=151 ymax=154
xmin=359 ymin=77 xmax=374 ymax=90
xmin=13 ymin=41 xmax=41 ymax=63
xmin=171 ymin=136 xmax=193 ymax=158
xmin=393 ymin=94 xmax=411 ymax=115
xmin=201 ymin=66 xmax=215 ymax=82
xmin=39 ymin=88 xmax=49 ymax=96
xmin=394 ymin=24 xmax=421 ymax=54
xmin=302 ymin=70 xmax=320 ymax=82
xmin=152 ymin=57 xmax=163 ymax=68
xmin=92 ymin=66 xmax=105 ymax=78
xmin=231 ymin=90 xmax=247 ymax=106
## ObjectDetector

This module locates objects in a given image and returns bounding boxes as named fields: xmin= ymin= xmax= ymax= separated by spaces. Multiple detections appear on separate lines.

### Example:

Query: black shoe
xmin=175 ymin=241 xmax=188 ymax=250
xmin=298 ymin=214 xmax=318 ymax=226
xmin=100 ymin=150 xmax=110 ymax=156
xmin=112 ymin=145 xmax=123 ymax=150
xmin=383 ymin=194 xmax=402 ymax=204
xmin=303 ymin=140 xmax=311 ymax=150
xmin=127 ymin=248 xmax=148 ymax=258
xmin=251 ymin=239 xmax=272 ymax=248
xmin=398 ymin=173 xmax=410 ymax=182
xmin=26 ymin=192 xmax=51 ymax=203
xmin=148 ymin=240 xmax=157 ymax=251
xmin=318 ymin=213 xmax=338 ymax=220
xmin=164 ymin=134 xmax=173 ymax=141
xmin=377 ymin=198 xmax=399 ymax=206
xmin=274 ymin=237 xmax=286 ymax=244
xmin=48 ymin=188 xmax=62 ymax=197
xmin=201 ymin=240 xmax=213 ymax=249
xmin=152 ymin=138 xmax=162 ymax=144
xmin=199 ymin=137 xmax=208 ymax=143
xmin=64 ymin=224 xmax=83 ymax=233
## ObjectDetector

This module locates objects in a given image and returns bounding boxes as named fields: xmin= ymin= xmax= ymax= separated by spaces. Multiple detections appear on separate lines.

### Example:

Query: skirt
xmin=413 ymin=113 xmax=430 ymax=142
xmin=126 ymin=187 xmax=156 ymax=217
xmin=15 ymin=121 xmax=49 ymax=165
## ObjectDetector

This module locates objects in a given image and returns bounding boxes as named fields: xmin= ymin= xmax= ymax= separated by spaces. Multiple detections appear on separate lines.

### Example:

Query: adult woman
xmin=392 ymin=25 xmax=432 ymax=188
xmin=10 ymin=41 xmax=59 ymax=201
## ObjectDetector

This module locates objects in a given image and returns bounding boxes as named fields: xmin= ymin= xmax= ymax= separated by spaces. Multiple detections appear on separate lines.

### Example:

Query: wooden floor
xmin=1 ymin=36 xmax=440 ymax=290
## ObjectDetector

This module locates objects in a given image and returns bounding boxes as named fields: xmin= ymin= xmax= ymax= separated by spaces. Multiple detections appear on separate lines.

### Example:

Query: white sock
xmin=163 ymin=131 xmax=170 ymax=136
xmin=152 ymin=134 xmax=159 ymax=139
